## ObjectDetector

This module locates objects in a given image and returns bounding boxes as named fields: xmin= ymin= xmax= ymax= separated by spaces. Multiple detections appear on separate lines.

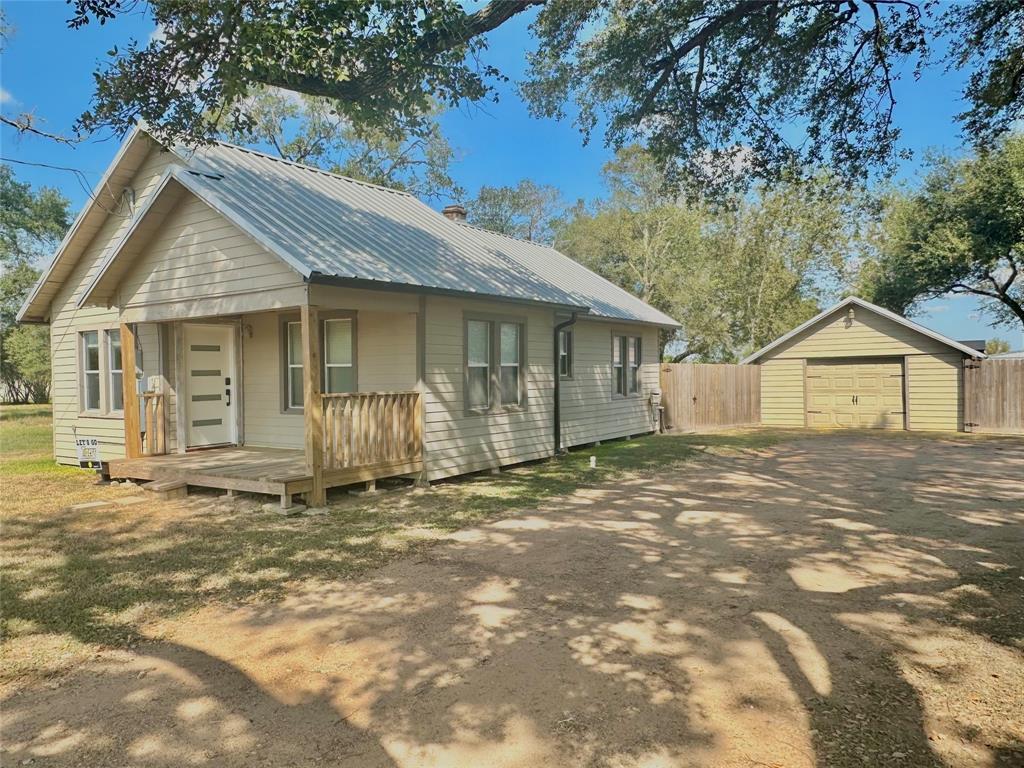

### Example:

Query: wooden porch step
xmin=141 ymin=478 xmax=188 ymax=500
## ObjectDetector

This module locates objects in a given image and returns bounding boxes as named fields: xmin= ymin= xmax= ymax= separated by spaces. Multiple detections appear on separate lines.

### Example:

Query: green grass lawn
xmin=0 ymin=403 xmax=785 ymax=686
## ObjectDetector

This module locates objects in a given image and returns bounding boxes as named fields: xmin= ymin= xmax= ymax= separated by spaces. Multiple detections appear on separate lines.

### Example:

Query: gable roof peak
xmin=740 ymin=295 xmax=986 ymax=363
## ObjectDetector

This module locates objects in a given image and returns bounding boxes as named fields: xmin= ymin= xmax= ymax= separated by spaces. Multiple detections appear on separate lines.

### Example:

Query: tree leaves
xmin=857 ymin=135 xmax=1024 ymax=330
xmin=218 ymin=86 xmax=463 ymax=201
xmin=69 ymin=1 xmax=1021 ymax=191
xmin=467 ymin=180 xmax=563 ymax=242
xmin=554 ymin=146 xmax=852 ymax=360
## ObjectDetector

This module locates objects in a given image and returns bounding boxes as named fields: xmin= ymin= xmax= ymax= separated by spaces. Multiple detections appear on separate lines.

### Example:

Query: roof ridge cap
xmin=202 ymin=138 xmax=416 ymax=197
xmin=454 ymin=220 xmax=557 ymax=249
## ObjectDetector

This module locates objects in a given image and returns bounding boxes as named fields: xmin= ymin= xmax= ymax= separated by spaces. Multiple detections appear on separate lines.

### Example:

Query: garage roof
xmin=740 ymin=296 xmax=987 ymax=364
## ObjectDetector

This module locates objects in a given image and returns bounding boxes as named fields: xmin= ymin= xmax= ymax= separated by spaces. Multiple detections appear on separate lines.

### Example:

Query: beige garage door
xmin=806 ymin=358 xmax=905 ymax=429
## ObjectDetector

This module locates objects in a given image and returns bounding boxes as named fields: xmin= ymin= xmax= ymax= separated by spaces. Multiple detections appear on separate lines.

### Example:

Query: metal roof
xmin=21 ymin=128 xmax=679 ymax=327
xmin=171 ymin=140 xmax=678 ymax=325
xmin=740 ymin=296 xmax=987 ymax=363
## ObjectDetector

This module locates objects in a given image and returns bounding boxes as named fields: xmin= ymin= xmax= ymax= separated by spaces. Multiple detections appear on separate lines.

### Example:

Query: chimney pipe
xmin=442 ymin=204 xmax=467 ymax=222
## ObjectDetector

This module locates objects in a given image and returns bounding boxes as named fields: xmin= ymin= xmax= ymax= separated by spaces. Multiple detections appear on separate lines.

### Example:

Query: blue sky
xmin=1 ymin=0 xmax=1020 ymax=348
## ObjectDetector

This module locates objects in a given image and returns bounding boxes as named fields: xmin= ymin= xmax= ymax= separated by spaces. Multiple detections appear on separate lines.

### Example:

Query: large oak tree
xmin=65 ymin=0 xmax=1021 ymax=188
xmin=858 ymin=134 xmax=1024 ymax=332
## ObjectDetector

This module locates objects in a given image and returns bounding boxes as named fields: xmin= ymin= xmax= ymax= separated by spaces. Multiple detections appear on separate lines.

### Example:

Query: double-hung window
xmin=466 ymin=320 xmax=491 ymax=411
xmin=81 ymin=331 xmax=101 ymax=411
xmin=108 ymin=329 xmax=124 ymax=412
xmin=465 ymin=315 xmax=526 ymax=413
xmin=558 ymin=329 xmax=573 ymax=378
xmin=613 ymin=334 xmax=642 ymax=396
xmin=285 ymin=321 xmax=304 ymax=410
xmin=499 ymin=323 xmax=521 ymax=406
xmin=324 ymin=319 xmax=355 ymax=393
xmin=284 ymin=315 xmax=357 ymax=412
xmin=612 ymin=335 xmax=625 ymax=396
xmin=628 ymin=336 xmax=641 ymax=394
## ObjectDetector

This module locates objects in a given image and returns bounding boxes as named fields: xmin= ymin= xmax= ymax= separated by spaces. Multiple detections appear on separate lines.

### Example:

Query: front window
xmin=628 ymin=337 xmax=641 ymax=394
xmin=81 ymin=331 xmax=100 ymax=411
xmin=499 ymin=322 xmax=521 ymax=406
xmin=107 ymin=329 xmax=124 ymax=411
xmin=467 ymin=319 xmax=491 ymax=410
xmin=324 ymin=319 xmax=355 ymax=393
xmin=286 ymin=321 xmax=304 ymax=409
xmin=559 ymin=329 xmax=573 ymax=378
xmin=613 ymin=335 xmax=625 ymax=396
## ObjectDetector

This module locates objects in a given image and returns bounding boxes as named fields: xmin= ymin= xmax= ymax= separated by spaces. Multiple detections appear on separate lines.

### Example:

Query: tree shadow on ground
xmin=3 ymin=432 xmax=1023 ymax=767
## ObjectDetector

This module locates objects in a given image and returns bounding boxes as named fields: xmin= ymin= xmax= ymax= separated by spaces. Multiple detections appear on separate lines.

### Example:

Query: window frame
xmin=498 ymin=321 xmax=522 ymax=407
xmin=463 ymin=311 xmax=528 ymax=415
xmin=558 ymin=328 xmax=573 ymax=379
xmin=612 ymin=331 xmax=643 ymax=399
xmin=628 ymin=336 xmax=641 ymax=394
xmin=281 ymin=311 xmax=358 ymax=414
xmin=107 ymin=329 xmax=124 ymax=414
xmin=323 ymin=317 xmax=357 ymax=395
xmin=80 ymin=330 xmax=102 ymax=413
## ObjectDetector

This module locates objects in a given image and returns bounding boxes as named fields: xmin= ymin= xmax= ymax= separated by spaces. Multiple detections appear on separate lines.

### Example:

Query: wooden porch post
xmin=301 ymin=304 xmax=326 ymax=506
xmin=120 ymin=322 xmax=142 ymax=459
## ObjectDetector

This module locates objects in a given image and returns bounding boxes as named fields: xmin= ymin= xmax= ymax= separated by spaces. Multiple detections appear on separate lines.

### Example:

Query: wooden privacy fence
xmin=141 ymin=391 xmax=166 ymax=456
xmin=322 ymin=391 xmax=422 ymax=470
xmin=964 ymin=359 xmax=1024 ymax=434
xmin=660 ymin=363 xmax=761 ymax=431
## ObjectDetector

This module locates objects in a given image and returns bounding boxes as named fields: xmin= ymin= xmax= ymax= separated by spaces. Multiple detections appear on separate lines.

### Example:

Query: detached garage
xmin=742 ymin=297 xmax=986 ymax=432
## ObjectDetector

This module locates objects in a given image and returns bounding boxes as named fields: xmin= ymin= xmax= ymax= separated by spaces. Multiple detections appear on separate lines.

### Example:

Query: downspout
xmin=553 ymin=312 xmax=578 ymax=456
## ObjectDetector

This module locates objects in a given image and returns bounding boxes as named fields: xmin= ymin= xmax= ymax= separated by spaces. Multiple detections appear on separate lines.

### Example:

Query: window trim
xmin=612 ymin=331 xmax=643 ymax=399
xmin=107 ymin=328 xmax=124 ymax=415
xmin=280 ymin=311 xmax=358 ymax=414
xmin=323 ymin=317 xmax=357 ymax=394
xmin=558 ymin=327 xmax=574 ymax=379
xmin=80 ymin=330 xmax=102 ymax=414
xmin=628 ymin=336 xmax=641 ymax=394
xmin=499 ymin=321 xmax=522 ymax=407
xmin=463 ymin=311 xmax=528 ymax=415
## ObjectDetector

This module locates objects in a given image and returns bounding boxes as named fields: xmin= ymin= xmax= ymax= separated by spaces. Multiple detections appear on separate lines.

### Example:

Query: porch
xmin=107 ymin=446 xmax=313 ymax=506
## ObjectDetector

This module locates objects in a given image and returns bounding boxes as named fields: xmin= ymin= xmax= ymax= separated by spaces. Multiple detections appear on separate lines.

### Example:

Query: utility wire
xmin=0 ymin=156 xmax=129 ymax=218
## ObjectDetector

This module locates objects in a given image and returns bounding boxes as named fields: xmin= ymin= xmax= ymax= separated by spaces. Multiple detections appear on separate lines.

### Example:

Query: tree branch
xmin=253 ymin=0 xmax=544 ymax=102
xmin=1 ymin=114 xmax=75 ymax=145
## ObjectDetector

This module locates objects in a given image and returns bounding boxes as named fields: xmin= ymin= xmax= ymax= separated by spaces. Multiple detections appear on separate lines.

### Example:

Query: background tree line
xmin=467 ymin=134 xmax=1023 ymax=361
xmin=1 ymin=166 xmax=69 ymax=403
xmin=1 ymin=130 xmax=1019 ymax=404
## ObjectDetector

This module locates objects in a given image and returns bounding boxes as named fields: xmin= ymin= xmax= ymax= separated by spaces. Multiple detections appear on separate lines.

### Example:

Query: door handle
xmin=225 ymin=388 xmax=231 ymax=407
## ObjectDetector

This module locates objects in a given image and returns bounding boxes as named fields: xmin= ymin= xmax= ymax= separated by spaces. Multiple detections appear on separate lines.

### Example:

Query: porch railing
xmin=322 ymin=391 xmax=422 ymax=470
xmin=142 ymin=391 xmax=167 ymax=456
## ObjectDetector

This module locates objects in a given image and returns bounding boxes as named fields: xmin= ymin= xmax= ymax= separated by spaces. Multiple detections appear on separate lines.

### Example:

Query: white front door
xmin=184 ymin=324 xmax=237 ymax=447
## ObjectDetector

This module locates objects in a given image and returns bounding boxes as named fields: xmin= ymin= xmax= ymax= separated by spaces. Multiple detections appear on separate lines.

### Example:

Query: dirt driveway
xmin=4 ymin=433 xmax=1023 ymax=767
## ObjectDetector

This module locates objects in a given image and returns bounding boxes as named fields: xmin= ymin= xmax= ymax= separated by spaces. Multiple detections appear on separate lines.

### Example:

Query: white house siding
xmin=241 ymin=304 xmax=419 ymax=450
xmin=49 ymin=146 xmax=180 ymax=465
xmin=421 ymin=296 xmax=557 ymax=481
xmin=558 ymin=319 xmax=659 ymax=448
xmin=117 ymin=193 xmax=303 ymax=310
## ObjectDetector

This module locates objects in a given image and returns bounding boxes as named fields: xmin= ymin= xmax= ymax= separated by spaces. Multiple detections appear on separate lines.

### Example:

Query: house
xmin=741 ymin=296 xmax=985 ymax=431
xmin=17 ymin=126 xmax=678 ymax=507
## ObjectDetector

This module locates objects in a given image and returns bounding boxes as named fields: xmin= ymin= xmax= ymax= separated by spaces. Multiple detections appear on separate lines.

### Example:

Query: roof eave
xmin=307 ymin=272 xmax=592 ymax=314
xmin=15 ymin=125 xmax=148 ymax=324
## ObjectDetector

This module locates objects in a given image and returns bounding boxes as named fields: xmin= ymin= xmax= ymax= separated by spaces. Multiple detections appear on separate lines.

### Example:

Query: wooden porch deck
xmin=107 ymin=446 xmax=424 ymax=504
xmin=108 ymin=447 xmax=313 ymax=499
